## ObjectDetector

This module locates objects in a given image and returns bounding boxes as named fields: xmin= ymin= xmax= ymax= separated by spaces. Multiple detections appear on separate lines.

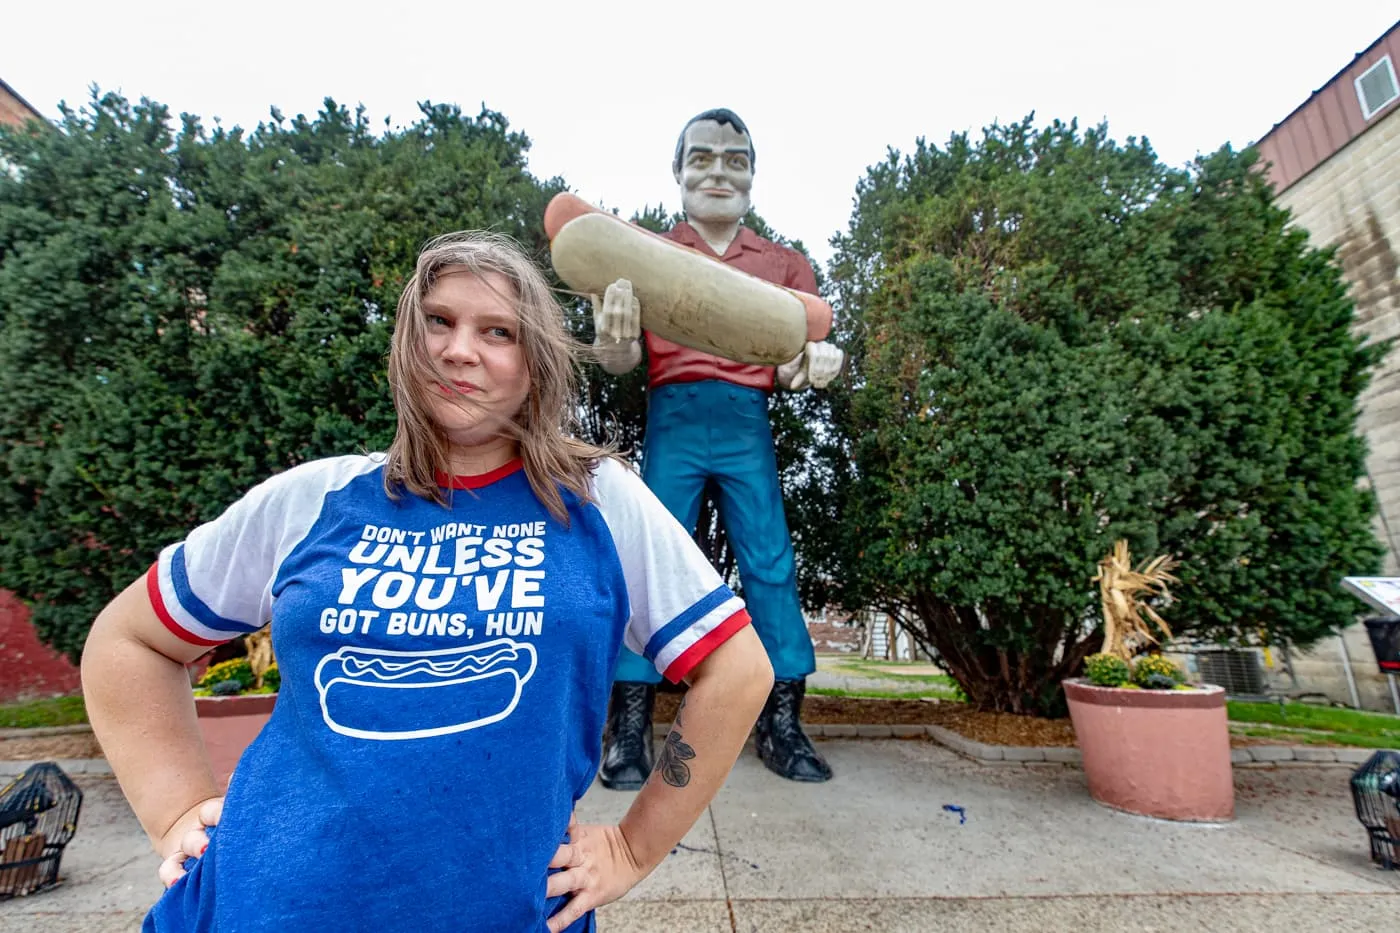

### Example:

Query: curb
xmin=1 ymin=758 xmax=112 ymax=778
xmin=0 ymin=723 xmax=94 ymax=739
xmin=2 ymin=728 xmax=1376 ymax=778
xmin=1229 ymin=745 xmax=1374 ymax=765
xmin=664 ymin=722 xmax=1085 ymax=763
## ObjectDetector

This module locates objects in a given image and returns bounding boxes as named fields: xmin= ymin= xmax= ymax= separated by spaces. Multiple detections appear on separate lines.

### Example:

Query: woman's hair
xmin=384 ymin=231 xmax=613 ymax=521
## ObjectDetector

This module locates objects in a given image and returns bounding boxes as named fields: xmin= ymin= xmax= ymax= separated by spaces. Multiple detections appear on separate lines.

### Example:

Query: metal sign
xmin=1343 ymin=577 xmax=1400 ymax=619
xmin=1343 ymin=577 xmax=1400 ymax=708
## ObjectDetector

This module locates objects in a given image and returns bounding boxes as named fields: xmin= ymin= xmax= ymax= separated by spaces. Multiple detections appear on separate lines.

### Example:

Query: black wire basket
xmin=0 ymin=762 xmax=83 ymax=898
xmin=1350 ymin=750 xmax=1400 ymax=869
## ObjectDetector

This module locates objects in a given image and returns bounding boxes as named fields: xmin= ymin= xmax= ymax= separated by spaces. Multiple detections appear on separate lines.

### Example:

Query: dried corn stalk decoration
xmin=1095 ymin=539 xmax=1179 ymax=662
xmin=244 ymin=630 xmax=275 ymax=686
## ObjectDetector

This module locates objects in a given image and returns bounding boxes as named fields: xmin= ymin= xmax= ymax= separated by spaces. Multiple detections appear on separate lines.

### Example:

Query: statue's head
xmin=672 ymin=108 xmax=754 ymax=228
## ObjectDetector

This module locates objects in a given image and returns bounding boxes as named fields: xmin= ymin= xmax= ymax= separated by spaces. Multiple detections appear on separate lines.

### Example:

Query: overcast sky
xmin=7 ymin=3 xmax=1397 ymax=264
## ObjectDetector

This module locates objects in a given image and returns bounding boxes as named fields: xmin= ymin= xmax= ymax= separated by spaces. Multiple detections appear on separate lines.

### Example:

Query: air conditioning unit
xmin=1194 ymin=647 xmax=1269 ymax=697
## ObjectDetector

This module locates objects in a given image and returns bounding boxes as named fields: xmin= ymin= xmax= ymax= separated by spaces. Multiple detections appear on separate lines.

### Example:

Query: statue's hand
xmin=592 ymin=279 xmax=642 ymax=344
xmin=804 ymin=341 xmax=844 ymax=389
xmin=778 ymin=341 xmax=844 ymax=391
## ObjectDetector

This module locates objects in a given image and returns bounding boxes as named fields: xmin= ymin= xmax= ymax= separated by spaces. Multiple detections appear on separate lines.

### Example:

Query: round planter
xmin=194 ymin=693 xmax=277 ymax=790
xmin=1063 ymin=679 xmax=1233 ymax=822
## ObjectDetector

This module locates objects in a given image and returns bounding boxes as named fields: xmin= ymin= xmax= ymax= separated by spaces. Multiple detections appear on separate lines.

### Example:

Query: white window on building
xmin=1356 ymin=54 xmax=1399 ymax=121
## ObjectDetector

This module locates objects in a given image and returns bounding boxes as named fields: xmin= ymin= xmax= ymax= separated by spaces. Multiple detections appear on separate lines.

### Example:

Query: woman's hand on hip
xmin=545 ymin=819 xmax=648 ymax=932
xmin=156 ymin=796 xmax=223 ymax=888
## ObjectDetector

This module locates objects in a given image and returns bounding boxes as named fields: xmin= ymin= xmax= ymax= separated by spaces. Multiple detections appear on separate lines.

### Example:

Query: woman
xmin=81 ymin=231 xmax=775 ymax=932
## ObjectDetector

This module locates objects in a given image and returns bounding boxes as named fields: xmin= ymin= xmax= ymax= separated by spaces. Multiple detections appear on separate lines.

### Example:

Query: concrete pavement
xmin=3 ymin=739 xmax=1398 ymax=932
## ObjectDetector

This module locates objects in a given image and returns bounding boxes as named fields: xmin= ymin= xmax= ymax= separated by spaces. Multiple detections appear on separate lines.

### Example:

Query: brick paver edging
xmin=0 ymin=723 xmax=95 ymax=739
xmin=1 ymin=724 xmax=1379 ymax=779
xmin=1 ymin=758 xmax=112 ymax=777
xmin=914 ymin=724 xmax=1374 ymax=766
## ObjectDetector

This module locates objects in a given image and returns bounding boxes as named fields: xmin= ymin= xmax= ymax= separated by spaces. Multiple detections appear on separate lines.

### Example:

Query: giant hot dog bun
xmin=544 ymin=193 xmax=832 ymax=366
xmin=313 ymin=639 xmax=537 ymax=740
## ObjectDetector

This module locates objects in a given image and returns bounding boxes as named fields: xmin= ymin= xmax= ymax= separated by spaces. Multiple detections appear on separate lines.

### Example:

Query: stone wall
xmin=1270 ymin=105 xmax=1400 ymax=710
xmin=1274 ymin=104 xmax=1400 ymax=574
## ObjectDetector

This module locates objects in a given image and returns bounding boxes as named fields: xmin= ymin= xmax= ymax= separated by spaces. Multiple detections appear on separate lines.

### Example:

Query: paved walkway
xmin=4 ymin=739 xmax=1398 ymax=932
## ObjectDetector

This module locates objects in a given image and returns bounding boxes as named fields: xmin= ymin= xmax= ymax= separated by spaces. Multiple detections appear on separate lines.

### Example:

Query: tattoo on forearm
xmin=655 ymin=696 xmax=696 ymax=787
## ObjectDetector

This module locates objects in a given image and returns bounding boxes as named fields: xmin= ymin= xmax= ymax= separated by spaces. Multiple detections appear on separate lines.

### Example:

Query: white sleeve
xmin=146 ymin=455 xmax=380 ymax=646
xmin=590 ymin=458 xmax=751 ymax=683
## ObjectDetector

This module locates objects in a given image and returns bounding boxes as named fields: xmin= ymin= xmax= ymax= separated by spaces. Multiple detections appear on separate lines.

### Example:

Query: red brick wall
xmin=0 ymin=86 xmax=41 ymax=129
xmin=0 ymin=589 xmax=81 ymax=702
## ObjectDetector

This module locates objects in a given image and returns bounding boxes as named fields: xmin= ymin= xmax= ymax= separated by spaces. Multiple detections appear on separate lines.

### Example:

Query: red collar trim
xmin=731 ymin=225 xmax=765 ymax=253
xmin=435 ymin=458 xmax=523 ymax=490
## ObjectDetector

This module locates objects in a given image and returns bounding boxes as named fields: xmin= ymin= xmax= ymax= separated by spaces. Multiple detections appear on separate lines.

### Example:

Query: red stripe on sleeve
xmin=145 ymin=561 xmax=222 ymax=647
xmin=662 ymin=608 xmax=752 ymax=684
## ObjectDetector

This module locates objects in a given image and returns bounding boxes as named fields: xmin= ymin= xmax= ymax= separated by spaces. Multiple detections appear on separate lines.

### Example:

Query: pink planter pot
xmin=194 ymin=694 xmax=276 ymax=790
xmin=1064 ymin=679 xmax=1234 ymax=822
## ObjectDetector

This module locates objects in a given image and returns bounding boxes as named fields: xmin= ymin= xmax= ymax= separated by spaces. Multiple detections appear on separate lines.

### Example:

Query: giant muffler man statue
xmin=591 ymin=108 xmax=843 ymax=785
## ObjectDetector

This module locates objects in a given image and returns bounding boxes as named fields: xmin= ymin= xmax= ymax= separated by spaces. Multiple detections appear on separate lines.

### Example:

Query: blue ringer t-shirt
xmin=142 ymin=454 xmax=749 ymax=932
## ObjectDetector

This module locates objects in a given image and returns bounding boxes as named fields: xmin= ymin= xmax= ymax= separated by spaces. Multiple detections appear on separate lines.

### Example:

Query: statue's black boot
xmin=755 ymin=678 xmax=832 ymax=783
xmin=598 ymin=682 xmax=655 ymax=790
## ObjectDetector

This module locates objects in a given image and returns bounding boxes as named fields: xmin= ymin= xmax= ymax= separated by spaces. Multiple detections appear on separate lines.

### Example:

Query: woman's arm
xmin=617 ymin=624 xmax=773 ymax=866
xmin=545 ymin=624 xmax=773 ymax=931
xmin=81 ymin=575 xmax=225 ymax=858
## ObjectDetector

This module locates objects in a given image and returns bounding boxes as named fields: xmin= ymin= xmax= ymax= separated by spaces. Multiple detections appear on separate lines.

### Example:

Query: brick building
xmin=1251 ymin=22 xmax=1400 ymax=710
xmin=0 ymin=78 xmax=76 ymax=702
xmin=0 ymin=78 xmax=42 ymax=128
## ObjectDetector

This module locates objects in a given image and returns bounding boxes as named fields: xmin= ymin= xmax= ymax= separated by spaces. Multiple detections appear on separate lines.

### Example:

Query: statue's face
xmin=676 ymin=119 xmax=753 ymax=227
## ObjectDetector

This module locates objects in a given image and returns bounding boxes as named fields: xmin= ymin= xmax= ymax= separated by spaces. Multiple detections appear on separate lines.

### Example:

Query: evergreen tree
xmin=0 ymin=91 xmax=561 ymax=659
xmin=828 ymin=117 xmax=1386 ymax=715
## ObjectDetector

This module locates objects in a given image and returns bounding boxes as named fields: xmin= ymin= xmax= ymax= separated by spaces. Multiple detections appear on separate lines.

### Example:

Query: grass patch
xmin=809 ymin=686 xmax=956 ymax=701
xmin=827 ymin=659 xmax=960 ymax=687
xmin=1230 ymin=725 xmax=1397 ymax=749
xmin=1228 ymin=701 xmax=1400 ymax=741
xmin=0 ymin=695 xmax=88 ymax=729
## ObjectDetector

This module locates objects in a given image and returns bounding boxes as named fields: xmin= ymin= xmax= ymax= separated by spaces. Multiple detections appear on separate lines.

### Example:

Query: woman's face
xmin=420 ymin=269 xmax=531 ymax=451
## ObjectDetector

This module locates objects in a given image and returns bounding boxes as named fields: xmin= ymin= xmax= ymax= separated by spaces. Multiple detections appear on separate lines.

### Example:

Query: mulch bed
xmin=657 ymin=692 xmax=1301 ymax=749
xmin=0 ymin=733 xmax=103 ymax=762
xmin=656 ymin=692 xmax=1078 ymax=747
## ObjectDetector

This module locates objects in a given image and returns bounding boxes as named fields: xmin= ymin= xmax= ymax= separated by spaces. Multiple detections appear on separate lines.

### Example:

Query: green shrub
xmin=197 ymin=658 xmax=255 ymax=691
xmin=828 ymin=119 xmax=1387 ymax=717
xmin=261 ymin=664 xmax=280 ymax=693
xmin=0 ymin=93 xmax=566 ymax=665
xmin=1084 ymin=654 xmax=1131 ymax=687
xmin=1133 ymin=655 xmax=1184 ymax=687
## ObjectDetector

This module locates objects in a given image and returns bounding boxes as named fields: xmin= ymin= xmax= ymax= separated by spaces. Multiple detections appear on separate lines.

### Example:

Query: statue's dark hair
xmin=672 ymin=108 xmax=754 ymax=176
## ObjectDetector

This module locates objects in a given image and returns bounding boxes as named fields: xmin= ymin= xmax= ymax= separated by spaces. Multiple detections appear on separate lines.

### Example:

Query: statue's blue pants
xmin=613 ymin=380 xmax=815 ymax=684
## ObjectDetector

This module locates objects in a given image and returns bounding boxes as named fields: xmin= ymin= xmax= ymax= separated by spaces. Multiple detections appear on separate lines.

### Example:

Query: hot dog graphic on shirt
xmin=314 ymin=639 xmax=537 ymax=740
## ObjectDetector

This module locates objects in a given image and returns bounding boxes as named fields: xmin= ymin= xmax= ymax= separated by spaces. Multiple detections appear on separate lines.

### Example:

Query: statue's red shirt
xmin=644 ymin=222 xmax=821 ymax=392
